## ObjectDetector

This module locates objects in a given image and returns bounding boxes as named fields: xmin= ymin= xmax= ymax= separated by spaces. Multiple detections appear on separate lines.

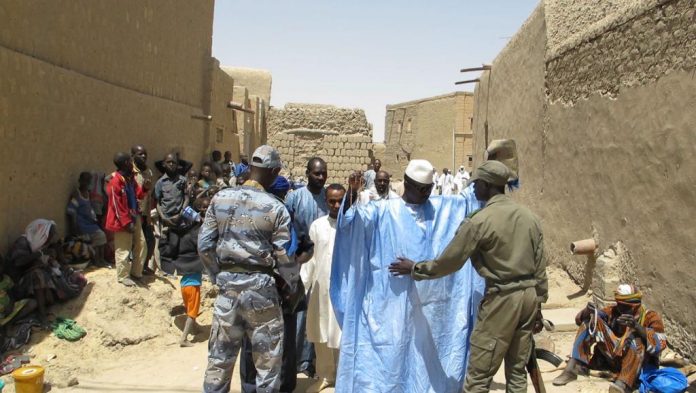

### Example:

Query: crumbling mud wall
xmin=0 ymin=1 xmax=218 ymax=248
xmin=267 ymin=104 xmax=373 ymax=184
xmin=472 ymin=0 xmax=696 ymax=358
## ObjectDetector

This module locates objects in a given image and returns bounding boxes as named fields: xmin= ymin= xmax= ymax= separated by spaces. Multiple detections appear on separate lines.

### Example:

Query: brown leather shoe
xmin=552 ymin=358 xmax=587 ymax=386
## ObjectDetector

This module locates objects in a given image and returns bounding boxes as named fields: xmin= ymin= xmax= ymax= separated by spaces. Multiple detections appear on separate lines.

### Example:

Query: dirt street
xmin=0 ymin=266 xmax=690 ymax=392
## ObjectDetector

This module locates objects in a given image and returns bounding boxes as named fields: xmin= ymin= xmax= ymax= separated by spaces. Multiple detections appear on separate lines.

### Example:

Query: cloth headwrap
xmin=404 ymin=159 xmax=435 ymax=184
xmin=269 ymin=176 xmax=290 ymax=195
xmin=613 ymin=284 xmax=647 ymax=344
xmin=24 ymin=219 xmax=56 ymax=252
xmin=614 ymin=284 xmax=642 ymax=304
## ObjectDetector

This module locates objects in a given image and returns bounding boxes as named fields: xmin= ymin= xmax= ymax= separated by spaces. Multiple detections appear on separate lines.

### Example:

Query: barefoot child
xmin=174 ymin=196 xmax=209 ymax=347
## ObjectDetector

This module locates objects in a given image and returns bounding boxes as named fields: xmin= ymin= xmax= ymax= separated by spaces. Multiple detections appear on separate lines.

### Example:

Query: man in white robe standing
xmin=440 ymin=168 xmax=456 ymax=196
xmin=302 ymin=184 xmax=346 ymax=392
xmin=454 ymin=165 xmax=470 ymax=193
xmin=330 ymin=139 xmax=520 ymax=393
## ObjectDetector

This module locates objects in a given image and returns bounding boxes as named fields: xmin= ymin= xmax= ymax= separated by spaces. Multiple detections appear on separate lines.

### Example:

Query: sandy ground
xmin=0 ymin=266 xmax=693 ymax=393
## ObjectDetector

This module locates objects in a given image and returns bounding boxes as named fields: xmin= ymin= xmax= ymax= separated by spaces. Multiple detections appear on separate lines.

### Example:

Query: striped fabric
xmin=570 ymin=304 xmax=668 ymax=389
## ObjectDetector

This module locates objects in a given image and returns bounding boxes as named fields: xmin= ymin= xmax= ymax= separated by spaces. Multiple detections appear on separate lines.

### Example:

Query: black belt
xmin=220 ymin=264 xmax=275 ymax=275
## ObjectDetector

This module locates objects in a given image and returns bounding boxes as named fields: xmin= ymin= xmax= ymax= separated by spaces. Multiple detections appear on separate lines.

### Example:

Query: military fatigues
xmin=412 ymin=194 xmax=548 ymax=393
xmin=199 ymin=182 xmax=299 ymax=393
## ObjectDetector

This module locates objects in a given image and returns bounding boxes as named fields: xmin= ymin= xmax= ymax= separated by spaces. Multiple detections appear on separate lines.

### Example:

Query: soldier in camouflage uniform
xmin=199 ymin=145 xmax=299 ymax=393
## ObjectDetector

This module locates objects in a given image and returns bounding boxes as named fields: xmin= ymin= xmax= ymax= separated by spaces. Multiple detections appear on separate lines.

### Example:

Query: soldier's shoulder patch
xmin=466 ymin=209 xmax=482 ymax=219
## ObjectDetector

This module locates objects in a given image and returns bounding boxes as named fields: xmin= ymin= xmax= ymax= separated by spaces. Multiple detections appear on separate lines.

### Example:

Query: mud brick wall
xmin=268 ymin=103 xmax=374 ymax=184
xmin=275 ymin=133 xmax=373 ymax=185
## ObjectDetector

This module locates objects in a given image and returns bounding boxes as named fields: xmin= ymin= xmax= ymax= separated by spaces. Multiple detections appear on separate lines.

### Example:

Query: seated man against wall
xmin=553 ymin=284 xmax=668 ymax=393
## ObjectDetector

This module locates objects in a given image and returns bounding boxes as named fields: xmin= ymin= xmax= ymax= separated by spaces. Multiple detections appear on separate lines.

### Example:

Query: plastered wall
xmin=0 ymin=1 xmax=216 ymax=249
xmin=383 ymin=92 xmax=475 ymax=179
xmin=207 ymin=60 xmax=240 ymax=160
xmin=221 ymin=67 xmax=272 ymax=104
xmin=472 ymin=0 xmax=696 ymax=357
xmin=0 ymin=1 xmax=214 ymax=108
xmin=230 ymin=86 xmax=269 ymax=158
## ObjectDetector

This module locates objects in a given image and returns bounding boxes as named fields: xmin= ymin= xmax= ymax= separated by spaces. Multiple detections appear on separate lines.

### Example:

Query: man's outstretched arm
xmin=389 ymin=219 xmax=480 ymax=280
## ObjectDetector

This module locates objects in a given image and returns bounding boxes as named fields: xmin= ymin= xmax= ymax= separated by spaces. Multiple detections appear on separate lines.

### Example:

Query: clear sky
xmin=212 ymin=1 xmax=539 ymax=142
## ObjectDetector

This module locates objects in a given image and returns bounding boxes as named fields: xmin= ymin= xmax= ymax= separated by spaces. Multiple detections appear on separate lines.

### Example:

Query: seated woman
xmin=7 ymin=219 xmax=85 ymax=326
xmin=0 ymin=256 xmax=37 ymax=327
xmin=66 ymin=172 xmax=108 ymax=266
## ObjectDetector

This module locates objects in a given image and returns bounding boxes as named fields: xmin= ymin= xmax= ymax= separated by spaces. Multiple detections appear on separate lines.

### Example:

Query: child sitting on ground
xmin=173 ymin=196 xmax=210 ymax=347
xmin=66 ymin=172 xmax=108 ymax=267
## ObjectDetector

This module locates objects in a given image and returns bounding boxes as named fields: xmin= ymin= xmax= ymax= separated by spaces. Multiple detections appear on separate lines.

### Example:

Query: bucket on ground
xmin=12 ymin=365 xmax=44 ymax=393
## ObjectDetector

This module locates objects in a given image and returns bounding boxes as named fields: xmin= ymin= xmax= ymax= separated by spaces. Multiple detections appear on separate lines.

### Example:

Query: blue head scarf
xmin=269 ymin=176 xmax=290 ymax=198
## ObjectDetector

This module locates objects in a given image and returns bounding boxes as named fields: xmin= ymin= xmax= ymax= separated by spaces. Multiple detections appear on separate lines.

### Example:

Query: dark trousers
xmin=141 ymin=217 xmax=155 ymax=265
xmin=158 ymin=225 xmax=183 ymax=274
xmin=295 ymin=309 xmax=316 ymax=376
xmin=241 ymin=312 xmax=297 ymax=393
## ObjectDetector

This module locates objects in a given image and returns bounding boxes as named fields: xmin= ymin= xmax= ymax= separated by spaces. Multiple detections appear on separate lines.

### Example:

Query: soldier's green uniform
xmin=411 ymin=161 xmax=548 ymax=393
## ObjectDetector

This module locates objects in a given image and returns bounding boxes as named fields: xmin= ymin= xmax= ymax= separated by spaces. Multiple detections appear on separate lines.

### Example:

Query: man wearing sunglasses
xmin=330 ymin=158 xmax=485 ymax=393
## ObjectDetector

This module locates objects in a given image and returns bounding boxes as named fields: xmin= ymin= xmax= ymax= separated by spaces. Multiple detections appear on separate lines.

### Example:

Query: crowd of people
xmin=0 ymin=147 xmax=253 ymax=354
xmin=0 ymin=139 xmax=673 ymax=393
xmin=197 ymin=140 xmax=671 ymax=393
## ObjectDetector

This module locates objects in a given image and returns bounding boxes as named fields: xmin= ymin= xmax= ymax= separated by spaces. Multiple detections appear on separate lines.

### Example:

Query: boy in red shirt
xmin=105 ymin=152 xmax=148 ymax=287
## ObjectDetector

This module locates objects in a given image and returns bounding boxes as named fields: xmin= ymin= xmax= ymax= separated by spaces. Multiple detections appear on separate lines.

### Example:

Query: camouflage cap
xmin=468 ymin=160 xmax=511 ymax=187
xmin=251 ymin=145 xmax=282 ymax=169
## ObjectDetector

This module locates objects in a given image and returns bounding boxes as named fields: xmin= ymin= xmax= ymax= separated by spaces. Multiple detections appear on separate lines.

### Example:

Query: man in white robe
xmin=331 ymin=160 xmax=484 ymax=393
xmin=454 ymin=165 xmax=470 ymax=192
xmin=440 ymin=168 xmax=456 ymax=195
xmin=302 ymin=184 xmax=346 ymax=392
xmin=331 ymin=140 xmax=520 ymax=393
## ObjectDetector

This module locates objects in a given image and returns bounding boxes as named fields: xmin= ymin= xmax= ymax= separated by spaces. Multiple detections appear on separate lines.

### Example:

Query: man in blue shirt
xmin=284 ymin=157 xmax=329 ymax=377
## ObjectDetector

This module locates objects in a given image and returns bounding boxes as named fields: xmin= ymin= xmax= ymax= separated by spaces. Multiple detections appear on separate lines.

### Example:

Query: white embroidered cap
xmin=405 ymin=159 xmax=435 ymax=184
